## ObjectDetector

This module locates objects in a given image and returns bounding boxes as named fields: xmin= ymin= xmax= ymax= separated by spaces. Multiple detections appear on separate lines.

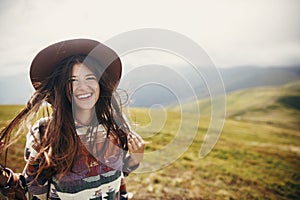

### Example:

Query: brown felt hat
xmin=30 ymin=38 xmax=122 ymax=91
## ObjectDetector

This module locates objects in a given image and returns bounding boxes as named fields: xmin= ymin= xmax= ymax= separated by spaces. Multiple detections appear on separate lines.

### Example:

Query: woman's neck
xmin=74 ymin=108 xmax=96 ymax=126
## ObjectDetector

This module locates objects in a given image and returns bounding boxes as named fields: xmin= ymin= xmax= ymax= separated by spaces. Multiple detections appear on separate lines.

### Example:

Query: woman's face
xmin=69 ymin=63 xmax=100 ymax=112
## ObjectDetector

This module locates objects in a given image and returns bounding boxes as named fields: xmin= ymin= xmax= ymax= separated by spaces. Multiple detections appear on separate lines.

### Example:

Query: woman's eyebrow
xmin=85 ymin=74 xmax=96 ymax=77
xmin=70 ymin=74 xmax=95 ymax=78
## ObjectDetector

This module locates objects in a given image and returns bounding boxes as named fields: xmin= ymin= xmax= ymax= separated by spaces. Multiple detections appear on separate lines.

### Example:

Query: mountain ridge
xmin=0 ymin=66 xmax=299 ymax=105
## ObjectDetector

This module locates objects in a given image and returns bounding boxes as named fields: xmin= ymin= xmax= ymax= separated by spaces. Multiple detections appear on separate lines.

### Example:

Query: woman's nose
xmin=76 ymin=79 xmax=90 ymax=89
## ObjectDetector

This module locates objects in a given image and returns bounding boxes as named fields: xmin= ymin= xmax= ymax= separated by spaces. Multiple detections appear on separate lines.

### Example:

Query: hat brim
xmin=30 ymin=38 xmax=122 ymax=91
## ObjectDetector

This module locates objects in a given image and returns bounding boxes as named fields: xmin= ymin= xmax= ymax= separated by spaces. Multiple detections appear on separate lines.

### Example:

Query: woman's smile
xmin=76 ymin=93 xmax=93 ymax=100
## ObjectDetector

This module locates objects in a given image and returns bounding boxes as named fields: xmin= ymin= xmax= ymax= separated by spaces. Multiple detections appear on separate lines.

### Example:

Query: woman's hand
xmin=127 ymin=132 xmax=145 ymax=165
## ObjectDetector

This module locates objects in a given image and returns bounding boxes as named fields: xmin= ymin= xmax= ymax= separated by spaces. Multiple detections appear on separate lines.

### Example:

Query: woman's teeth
xmin=77 ymin=93 xmax=92 ymax=99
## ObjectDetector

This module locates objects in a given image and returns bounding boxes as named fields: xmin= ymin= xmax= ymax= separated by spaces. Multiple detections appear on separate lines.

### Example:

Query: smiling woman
xmin=0 ymin=39 xmax=144 ymax=200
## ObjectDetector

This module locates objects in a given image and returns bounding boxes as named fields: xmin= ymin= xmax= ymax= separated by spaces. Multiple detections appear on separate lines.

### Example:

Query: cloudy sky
xmin=0 ymin=0 xmax=299 ymax=104
xmin=1 ymin=0 xmax=300 ymax=76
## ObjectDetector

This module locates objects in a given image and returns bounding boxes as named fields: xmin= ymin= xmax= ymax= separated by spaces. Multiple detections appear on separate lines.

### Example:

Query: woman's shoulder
xmin=29 ymin=117 xmax=50 ymax=138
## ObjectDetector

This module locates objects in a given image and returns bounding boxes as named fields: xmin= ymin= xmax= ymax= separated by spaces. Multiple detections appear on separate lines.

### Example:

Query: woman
xmin=0 ymin=39 xmax=144 ymax=199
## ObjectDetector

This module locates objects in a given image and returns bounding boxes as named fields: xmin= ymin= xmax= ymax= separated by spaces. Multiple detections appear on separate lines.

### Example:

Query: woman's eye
xmin=68 ymin=78 xmax=78 ymax=83
xmin=86 ymin=76 xmax=97 ymax=81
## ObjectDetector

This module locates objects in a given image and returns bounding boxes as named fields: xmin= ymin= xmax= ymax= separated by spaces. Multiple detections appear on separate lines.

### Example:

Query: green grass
xmin=0 ymin=105 xmax=27 ymax=172
xmin=126 ymin=81 xmax=300 ymax=199
xmin=0 ymin=81 xmax=300 ymax=199
xmin=125 ymin=109 xmax=300 ymax=199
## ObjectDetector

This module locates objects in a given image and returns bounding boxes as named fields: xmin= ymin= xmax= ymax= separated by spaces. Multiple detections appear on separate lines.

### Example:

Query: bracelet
xmin=4 ymin=168 xmax=14 ymax=187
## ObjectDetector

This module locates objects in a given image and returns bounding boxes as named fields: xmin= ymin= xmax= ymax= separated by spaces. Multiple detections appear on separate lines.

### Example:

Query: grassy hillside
xmin=126 ymin=81 xmax=300 ymax=199
xmin=0 ymin=82 xmax=300 ymax=199
xmin=126 ymin=96 xmax=300 ymax=199
xmin=172 ymin=81 xmax=300 ymax=130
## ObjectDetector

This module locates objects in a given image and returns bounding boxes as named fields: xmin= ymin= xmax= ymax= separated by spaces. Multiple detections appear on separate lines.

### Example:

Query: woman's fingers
xmin=127 ymin=133 xmax=145 ymax=165
xmin=127 ymin=132 xmax=144 ymax=153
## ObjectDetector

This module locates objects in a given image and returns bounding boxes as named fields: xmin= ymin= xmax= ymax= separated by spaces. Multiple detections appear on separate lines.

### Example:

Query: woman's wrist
xmin=127 ymin=155 xmax=140 ymax=167
xmin=122 ymin=155 xmax=140 ymax=176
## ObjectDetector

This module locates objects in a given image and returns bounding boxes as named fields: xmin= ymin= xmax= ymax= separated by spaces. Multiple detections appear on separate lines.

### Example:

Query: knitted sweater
xmin=24 ymin=118 xmax=138 ymax=200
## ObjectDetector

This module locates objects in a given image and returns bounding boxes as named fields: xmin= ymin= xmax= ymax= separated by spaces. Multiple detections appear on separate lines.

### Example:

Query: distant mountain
xmin=119 ymin=65 xmax=300 ymax=107
xmin=219 ymin=66 xmax=300 ymax=92
xmin=0 ymin=66 xmax=299 ymax=105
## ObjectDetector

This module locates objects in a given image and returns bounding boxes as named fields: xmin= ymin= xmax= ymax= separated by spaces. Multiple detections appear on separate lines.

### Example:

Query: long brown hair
xmin=0 ymin=55 xmax=129 ymax=180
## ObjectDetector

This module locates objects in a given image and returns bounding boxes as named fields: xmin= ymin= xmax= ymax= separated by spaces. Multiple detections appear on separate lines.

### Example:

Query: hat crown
xmin=30 ymin=39 xmax=122 ymax=92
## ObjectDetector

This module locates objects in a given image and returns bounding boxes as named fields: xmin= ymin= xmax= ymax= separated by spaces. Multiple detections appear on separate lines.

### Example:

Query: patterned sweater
xmin=24 ymin=118 xmax=139 ymax=200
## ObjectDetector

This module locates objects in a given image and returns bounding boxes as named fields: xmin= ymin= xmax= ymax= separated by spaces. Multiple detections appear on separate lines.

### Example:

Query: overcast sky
xmin=0 ymin=0 xmax=299 ymax=78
